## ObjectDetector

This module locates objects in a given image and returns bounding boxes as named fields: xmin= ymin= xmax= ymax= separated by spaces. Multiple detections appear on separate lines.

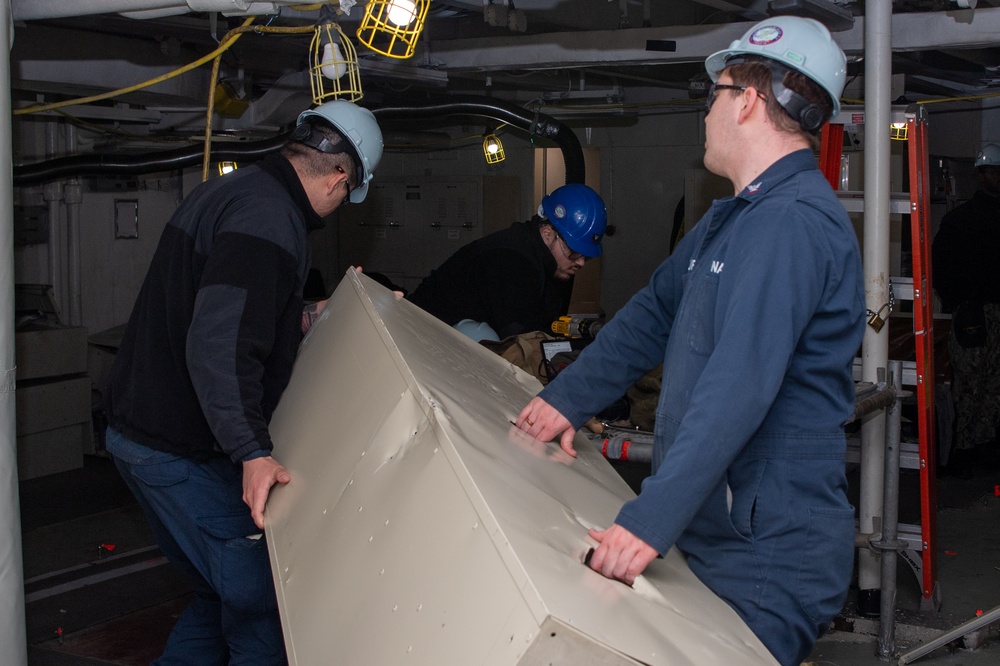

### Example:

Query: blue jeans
xmin=106 ymin=427 xmax=286 ymax=665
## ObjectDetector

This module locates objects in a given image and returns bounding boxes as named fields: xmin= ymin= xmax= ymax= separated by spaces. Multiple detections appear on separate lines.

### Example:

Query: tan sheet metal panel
xmin=265 ymin=270 xmax=778 ymax=666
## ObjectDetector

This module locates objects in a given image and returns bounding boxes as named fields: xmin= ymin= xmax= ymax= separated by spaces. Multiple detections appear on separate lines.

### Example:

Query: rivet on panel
xmin=416 ymin=604 xmax=422 ymax=611
xmin=380 ymin=569 xmax=385 ymax=575
xmin=358 ymin=506 xmax=363 ymax=512
xmin=369 ymin=536 xmax=374 ymax=542
xmin=392 ymin=604 xmax=398 ymax=611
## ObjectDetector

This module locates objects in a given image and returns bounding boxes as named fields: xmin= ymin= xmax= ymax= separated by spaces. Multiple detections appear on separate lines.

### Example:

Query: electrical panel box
xmin=264 ymin=271 xmax=777 ymax=666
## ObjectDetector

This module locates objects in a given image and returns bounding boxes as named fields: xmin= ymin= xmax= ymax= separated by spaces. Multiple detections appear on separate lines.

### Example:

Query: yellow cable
xmin=202 ymin=52 xmax=227 ymax=182
xmin=915 ymin=90 xmax=1000 ymax=105
xmin=12 ymin=19 xmax=320 ymax=119
xmin=198 ymin=22 xmax=319 ymax=181
xmin=14 ymin=17 xmax=255 ymax=116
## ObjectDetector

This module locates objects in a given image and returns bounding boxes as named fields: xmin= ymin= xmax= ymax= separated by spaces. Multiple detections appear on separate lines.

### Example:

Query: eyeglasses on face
xmin=705 ymin=83 xmax=769 ymax=113
xmin=554 ymin=230 xmax=587 ymax=262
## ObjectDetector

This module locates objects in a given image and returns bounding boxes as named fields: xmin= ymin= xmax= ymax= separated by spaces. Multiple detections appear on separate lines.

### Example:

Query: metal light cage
xmin=217 ymin=161 xmax=239 ymax=175
xmin=356 ymin=0 xmax=430 ymax=60
xmin=309 ymin=22 xmax=363 ymax=104
xmin=483 ymin=133 xmax=505 ymax=164
xmin=890 ymin=122 xmax=909 ymax=141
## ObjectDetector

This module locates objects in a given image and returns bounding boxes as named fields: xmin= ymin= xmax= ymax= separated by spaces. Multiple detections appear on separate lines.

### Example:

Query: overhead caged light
xmin=357 ymin=0 xmax=430 ymax=60
xmin=890 ymin=121 xmax=908 ymax=141
xmin=482 ymin=132 xmax=505 ymax=164
xmin=217 ymin=161 xmax=239 ymax=175
xmin=310 ymin=22 xmax=363 ymax=104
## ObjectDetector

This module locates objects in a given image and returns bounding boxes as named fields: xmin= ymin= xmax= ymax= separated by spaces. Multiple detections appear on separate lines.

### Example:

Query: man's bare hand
xmin=242 ymin=456 xmax=291 ymax=529
xmin=587 ymin=524 xmax=658 ymax=586
xmin=516 ymin=396 xmax=578 ymax=456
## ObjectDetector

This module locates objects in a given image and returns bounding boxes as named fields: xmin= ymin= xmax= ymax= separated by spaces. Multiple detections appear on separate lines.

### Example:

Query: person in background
xmin=932 ymin=142 xmax=1000 ymax=475
xmin=103 ymin=100 xmax=383 ymax=664
xmin=516 ymin=16 xmax=863 ymax=666
xmin=407 ymin=183 xmax=606 ymax=341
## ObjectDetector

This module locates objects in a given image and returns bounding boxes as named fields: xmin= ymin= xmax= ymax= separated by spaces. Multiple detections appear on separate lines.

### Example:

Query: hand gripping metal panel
xmin=264 ymin=270 xmax=777 ymax=666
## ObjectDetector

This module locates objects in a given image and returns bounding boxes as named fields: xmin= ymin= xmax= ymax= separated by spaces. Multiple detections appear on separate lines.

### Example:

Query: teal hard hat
xmin=705 ymin=15 xmax=847 ymax=117
xmin=538 ymin=184 xmax=607 ymax=258
xmin=297 ymin=100 xmax=383 ymax=204
xmin=453 ymin=319 xmax=500 ymax=343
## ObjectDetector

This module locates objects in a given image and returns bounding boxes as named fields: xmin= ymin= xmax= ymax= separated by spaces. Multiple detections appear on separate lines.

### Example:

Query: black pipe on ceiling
xmin=12 ymin=135 xmax=287 ymax=187
xmin=371 ymin=95 xmax=585 ymax=184
xmin=12 ymin=96 xmax=585 ymax=187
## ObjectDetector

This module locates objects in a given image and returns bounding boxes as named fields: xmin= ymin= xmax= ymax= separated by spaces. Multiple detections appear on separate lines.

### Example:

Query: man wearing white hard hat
xmin=516 ymin=16 xmax=863 ymax=665
xmin=104 ymin=100 xmax=384 ymax=663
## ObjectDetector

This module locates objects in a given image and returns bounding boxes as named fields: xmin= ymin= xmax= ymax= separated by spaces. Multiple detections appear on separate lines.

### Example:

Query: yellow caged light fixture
xmin=482 ymin=132 xmax=505 ymax=164
xmin=357 ymin=0 xmax=430 ymax=60
xmin=217 ymin=161 xmax=239 ymax=175
xmin=310 ymin=22 xmax=363 ymax=104
xmin=890 ymin=121 xmax=909 ymax=141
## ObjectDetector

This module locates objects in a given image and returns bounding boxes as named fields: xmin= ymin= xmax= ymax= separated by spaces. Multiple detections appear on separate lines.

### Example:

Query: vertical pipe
xmin=877 ymin=361 xmax=903 ymax=660
xmin=1 ymin=1 xmax=30 ymax=663
xmin=65 ymin=181 xmax=83 ymax=327
xmin=65 ymin=123 xmax=83 ymax=327
xmin=43 ymin=118 xmax=64 ymax=318
xmin=857 ymin=0 xmax=893 ymax=609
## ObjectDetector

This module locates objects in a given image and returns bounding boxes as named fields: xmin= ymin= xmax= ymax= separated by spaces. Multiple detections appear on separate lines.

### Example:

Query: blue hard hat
xmin=538 ymin=184 xmax=607 ymax=258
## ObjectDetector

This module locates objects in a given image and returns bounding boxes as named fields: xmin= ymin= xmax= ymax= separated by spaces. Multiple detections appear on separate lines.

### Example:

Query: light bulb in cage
xmin=309 ymin=23 xmax=363 ymax=104
xmin=890 ymin=122 xmax=908 ymax=141
xmin=387 ymin=0 xmax=417 ymax=26
xmin=483 ymin=133 xmax=505 ymax=164
xmin=357 ymin=0 xmax=430 ymax=60
xmin=321 ymin=41 xmax=348 ymax=80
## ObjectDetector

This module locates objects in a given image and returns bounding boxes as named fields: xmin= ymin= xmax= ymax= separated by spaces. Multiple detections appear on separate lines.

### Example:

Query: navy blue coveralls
xmin=540 ymin=150 xmax=865 ymax=666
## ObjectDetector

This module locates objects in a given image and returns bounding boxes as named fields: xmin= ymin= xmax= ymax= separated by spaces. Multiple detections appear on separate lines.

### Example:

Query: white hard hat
xmin=297 ymin=100 xmax=384 ymax=203
xmin=705 ymin=15 xmax=847 ymax=116
xmin=975 ymin=143 xmax=1000 ymax=168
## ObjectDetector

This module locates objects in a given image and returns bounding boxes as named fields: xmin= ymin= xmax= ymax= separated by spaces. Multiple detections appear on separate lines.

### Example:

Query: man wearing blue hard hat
xmin=104 ymin=100 xmax=383 ymax=664
xmin=408 ymin=183 xmax=607 ymax=341
xmin=516 ymin=16 xmax=863 ymax=666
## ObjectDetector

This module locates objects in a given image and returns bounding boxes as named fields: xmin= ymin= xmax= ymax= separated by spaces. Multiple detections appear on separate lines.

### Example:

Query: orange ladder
xmin=820 ymin=104 xmax=939 ymax=608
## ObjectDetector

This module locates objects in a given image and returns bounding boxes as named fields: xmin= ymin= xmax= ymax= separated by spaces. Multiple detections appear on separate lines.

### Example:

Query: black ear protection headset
xmin=769 ymin=64 xmax=826 ymax=134
xmin=726 ymin=56 xmax=828 ymax=135
xmin=289 ymin=121 xmax=364 ymax=185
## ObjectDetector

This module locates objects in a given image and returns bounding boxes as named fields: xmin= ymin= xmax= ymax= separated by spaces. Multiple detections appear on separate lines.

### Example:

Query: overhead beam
xmin=427 ymin=8 xmax=1000 ymax=72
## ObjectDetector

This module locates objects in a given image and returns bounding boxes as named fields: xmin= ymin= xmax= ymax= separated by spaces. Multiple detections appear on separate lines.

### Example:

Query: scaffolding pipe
xmin=1 ymin=0 xmax=29 ymax=662
xmin=857 ymin=0 xmax=893 ymax=609
xmin=875 ymin=361 xmax=904 ymax=659
xmin=848 ymin=382 xmax=896 ymax=424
